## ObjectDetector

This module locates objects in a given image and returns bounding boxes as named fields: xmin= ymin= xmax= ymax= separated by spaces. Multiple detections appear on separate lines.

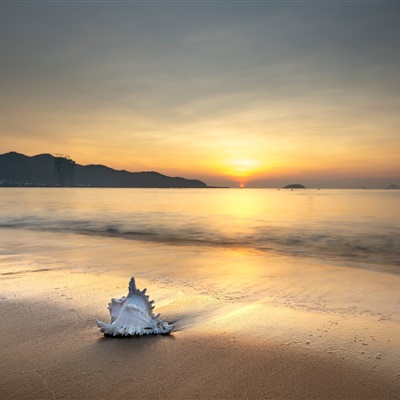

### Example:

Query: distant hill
xmin=386 ymin=184 xmax=399 ymax=190
xmin=0 ymin=151 xmax=208 ymax=188
xmin=0 ymin=152 xmax=57 ymax=185
xmin=283 ymin=184 xmax=305 ymax=189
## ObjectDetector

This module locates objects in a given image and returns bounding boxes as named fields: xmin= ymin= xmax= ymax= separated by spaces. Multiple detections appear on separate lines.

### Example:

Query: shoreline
xmin=1 ymin=266 xmax=400 ymax=399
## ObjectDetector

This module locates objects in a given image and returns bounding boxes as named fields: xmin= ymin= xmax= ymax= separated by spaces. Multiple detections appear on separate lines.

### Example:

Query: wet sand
xmin=1 ymin=266 xmax=400 ymax=400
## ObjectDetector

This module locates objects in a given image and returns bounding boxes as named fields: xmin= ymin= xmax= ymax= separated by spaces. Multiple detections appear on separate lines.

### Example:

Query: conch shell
xmin=96 ymin=277 xmax=173 ymax=336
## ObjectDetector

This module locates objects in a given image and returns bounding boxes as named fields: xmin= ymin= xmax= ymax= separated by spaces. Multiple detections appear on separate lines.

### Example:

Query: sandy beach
xmin=1 ymin=258 xmax=400 ymax=400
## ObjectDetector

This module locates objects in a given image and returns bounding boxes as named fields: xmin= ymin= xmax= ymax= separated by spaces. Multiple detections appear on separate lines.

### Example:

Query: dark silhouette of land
xmin=0 ymin=152 xmax=208 ymax=188
xmin=283 ymin=183 xmax=305 ymax=189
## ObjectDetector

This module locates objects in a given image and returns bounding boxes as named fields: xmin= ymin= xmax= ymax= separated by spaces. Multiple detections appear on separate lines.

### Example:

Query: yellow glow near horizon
xmin=221 ymin=159 xmax=262 ymax=183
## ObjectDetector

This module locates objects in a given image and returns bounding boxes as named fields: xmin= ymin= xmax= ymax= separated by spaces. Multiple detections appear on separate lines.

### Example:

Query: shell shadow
xmin=168 ymin=311 xmax=207 ymax=332
xmin=97 ymin=330 xmax=176 ymax=341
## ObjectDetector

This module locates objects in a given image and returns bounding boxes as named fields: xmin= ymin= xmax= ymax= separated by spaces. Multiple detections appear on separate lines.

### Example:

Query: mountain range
xmin=0 ymin=152 xmax=208 ymax=188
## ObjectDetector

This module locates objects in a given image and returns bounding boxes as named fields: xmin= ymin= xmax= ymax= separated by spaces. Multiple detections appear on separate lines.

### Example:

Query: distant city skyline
xmin=1 ymin=1 xmax=399 ymax=188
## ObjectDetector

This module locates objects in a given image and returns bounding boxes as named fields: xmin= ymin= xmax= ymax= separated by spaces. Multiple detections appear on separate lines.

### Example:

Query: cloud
xmin=1 ymin=1 xmax=399 ymax=187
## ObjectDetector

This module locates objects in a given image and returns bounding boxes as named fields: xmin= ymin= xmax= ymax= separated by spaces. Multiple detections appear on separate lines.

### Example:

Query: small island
xmin=283 ymin=184 xmax=306 ymax=189
xmin=386 ymin=184 xmax=399 ymax=190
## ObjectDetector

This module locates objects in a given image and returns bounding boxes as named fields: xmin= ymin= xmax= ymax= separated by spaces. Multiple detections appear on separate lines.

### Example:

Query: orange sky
xmin=1 ymin=2 xmax=399 ymax=188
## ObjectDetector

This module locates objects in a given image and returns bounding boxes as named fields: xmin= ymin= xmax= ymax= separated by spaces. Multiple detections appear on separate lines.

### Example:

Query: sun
xmin=226 ymin=159 xmax=259 ymax=184
xmin=216 ymin=158 xmax=262 ymax=186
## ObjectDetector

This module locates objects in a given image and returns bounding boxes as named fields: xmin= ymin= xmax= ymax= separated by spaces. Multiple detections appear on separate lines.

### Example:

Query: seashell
xmin=96 ymin=277 xmax=173 ymax=336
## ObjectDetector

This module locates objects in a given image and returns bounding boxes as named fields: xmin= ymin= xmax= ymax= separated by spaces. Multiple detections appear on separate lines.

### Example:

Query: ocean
xmin=1 ymin=187 xmax=399 ymax=320
xmin=1 ymin=188 xmax=399 ymax=269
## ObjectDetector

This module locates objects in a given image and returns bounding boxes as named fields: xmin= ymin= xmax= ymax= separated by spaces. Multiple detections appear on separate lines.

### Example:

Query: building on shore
xmin=54 ymin=155 xmax=75 ymax=187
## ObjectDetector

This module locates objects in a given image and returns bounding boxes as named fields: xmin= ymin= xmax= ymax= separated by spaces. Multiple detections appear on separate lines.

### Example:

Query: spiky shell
xmin=96 ymin=277 xmax=173 ymax=336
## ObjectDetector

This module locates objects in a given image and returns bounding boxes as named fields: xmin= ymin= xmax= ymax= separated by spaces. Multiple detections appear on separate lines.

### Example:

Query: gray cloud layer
xmin=1 ymin=2 xmax=399 ymax=187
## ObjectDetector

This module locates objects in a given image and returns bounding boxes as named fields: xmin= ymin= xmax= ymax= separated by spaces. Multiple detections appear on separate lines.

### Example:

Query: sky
xmin=0 ymin=0 xmax=399 ymax=188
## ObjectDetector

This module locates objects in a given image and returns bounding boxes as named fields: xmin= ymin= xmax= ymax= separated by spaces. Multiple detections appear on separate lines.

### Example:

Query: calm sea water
xmin=0 ymin=188 xmax=399 ymax=274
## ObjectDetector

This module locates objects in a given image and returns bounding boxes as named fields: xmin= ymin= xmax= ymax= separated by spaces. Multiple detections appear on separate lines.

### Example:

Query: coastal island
xmin=283 ymin=183 xmax=306 ymax=189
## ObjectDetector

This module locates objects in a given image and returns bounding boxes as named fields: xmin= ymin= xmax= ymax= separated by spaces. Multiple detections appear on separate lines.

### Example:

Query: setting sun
xmin=224 ymin=159 xmax=261 ymax=183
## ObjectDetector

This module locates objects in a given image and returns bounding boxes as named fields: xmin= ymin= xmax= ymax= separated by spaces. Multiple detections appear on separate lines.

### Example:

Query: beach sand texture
xmin=1 ymin=244 xmax=400 ymax=400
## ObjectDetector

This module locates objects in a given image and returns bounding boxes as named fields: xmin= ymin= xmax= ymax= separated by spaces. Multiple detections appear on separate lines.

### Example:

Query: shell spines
xmin=97 ymin=277 xmax=173 ymax=336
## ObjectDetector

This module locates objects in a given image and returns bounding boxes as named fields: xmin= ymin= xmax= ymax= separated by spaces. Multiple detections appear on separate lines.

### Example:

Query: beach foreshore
xmin=1 ymin=266 xmax=400 ymax=400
